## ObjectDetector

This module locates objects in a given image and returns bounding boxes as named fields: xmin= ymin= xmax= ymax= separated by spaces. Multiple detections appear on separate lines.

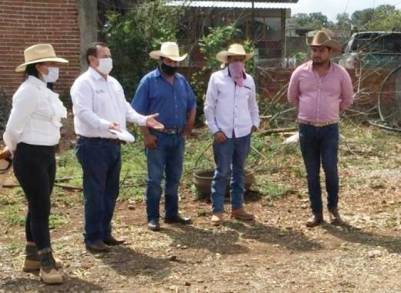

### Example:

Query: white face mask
xmin=97 ymin=57 xmax=113 ymax=75
xmin=43 ymin=67 xmax=59 ymax=83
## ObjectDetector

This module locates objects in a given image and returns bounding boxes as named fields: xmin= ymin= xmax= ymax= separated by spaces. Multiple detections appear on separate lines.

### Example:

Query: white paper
xmin=109 ymin=129 xmax=135 ymax=143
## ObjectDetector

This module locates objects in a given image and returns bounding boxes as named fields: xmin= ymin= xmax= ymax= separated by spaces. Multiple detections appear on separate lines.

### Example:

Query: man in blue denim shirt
xmin=132 ymin=42 xmax=196 ymax=231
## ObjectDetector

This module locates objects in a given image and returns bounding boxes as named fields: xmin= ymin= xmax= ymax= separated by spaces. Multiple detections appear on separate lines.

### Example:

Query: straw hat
xmin=216 ymin=43 xmax=254 ymax=64
xmin=149 ymin=42 xmax=187 ymax=62
xmin=307 ymin=30 xmax=342 ymax=52
xmin=15 ymin=43 xmax=68 ymax=72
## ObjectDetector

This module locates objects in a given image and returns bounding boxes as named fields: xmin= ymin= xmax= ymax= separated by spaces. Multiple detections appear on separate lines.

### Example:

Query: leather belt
xmin=153 ymin=128 xmax=182 ymax=135
xmin=77 ymin=136 xmax=124 ymax=145
xmin=297 ymin=119 xmax=339 ymax=127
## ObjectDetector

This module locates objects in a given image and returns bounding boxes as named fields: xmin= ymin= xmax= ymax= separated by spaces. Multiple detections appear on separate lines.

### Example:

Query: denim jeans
xmin=299 ymin=123 xmax=339 ymax=215
xmin=13 ymin=143 xmax=56 ymax=250
xmin=211 ymin=134 xmax=251 ymax=213
xmin=145 ymin=131 xmax=185 ymax=221
xmin=75 ymin=137 xmax=121 ymax=244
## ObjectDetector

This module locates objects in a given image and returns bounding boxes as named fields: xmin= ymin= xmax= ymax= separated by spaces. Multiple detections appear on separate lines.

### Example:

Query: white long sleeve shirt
xmin=70 ymin=67 xmax=146 ymax=138
xmin=204 ymin=68 xmax=260 ymax=138
xmin=3 ymin=76 xmax=67 ymax=151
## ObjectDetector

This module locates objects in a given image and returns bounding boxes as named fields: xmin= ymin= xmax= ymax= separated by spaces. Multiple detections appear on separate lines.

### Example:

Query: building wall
xmin=0 ymin=0 xmax=81 ymax=99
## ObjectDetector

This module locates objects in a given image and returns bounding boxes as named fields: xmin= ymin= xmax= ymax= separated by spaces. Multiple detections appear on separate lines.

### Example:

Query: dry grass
xmin=1 ymin=121 xmax=401 ymax=292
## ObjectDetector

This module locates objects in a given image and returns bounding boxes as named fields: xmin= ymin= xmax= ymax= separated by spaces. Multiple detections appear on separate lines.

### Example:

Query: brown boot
xmin=305 ymin=213 xmax=324 ymax=228
xmin=23 ymin=244 xmax=62 ymax=272
xmin=85 ymin=240 xmax=111 ymax=253
xmin=38 ymin=248 xmax=63 ymax=285
xmin=328 ymin=207 xmax=344 ymax=226
xmin=231 ymin=208 xmax=255 ymax=221
xmin=211 ymin=213 xmax=224 ymax=226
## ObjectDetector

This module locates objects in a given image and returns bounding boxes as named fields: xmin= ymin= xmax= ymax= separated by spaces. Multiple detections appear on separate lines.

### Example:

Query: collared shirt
xmin=287 ymin=60 xmax=354 ymax=123
xmin=204 ymin=67 xmax=260 ymax=138
xmin=3 ymin=76 xmax=67 ymax=151
xmin=70 ymin=67 xmax=146 ymax=138
xmin=131 ymin=68 xmax=196 ymax=129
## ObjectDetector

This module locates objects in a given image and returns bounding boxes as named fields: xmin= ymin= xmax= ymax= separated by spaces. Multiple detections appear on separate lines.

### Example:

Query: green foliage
xmin=351 ymin=8 xmax=375 ymax=29
xmin=366 ymin=5 xmax=401 ymax=31
xmin=293 ymin=51 xmax=308 ymax=65
xmin=104 ymin=0 xmax=182 ymax=96
xmin=198 ymin=25 xmax=255 ymax=73
xmin=49 ymin=213 xmax=69 ymax=229
xmin=293 ymin=6 xmax=401 ymax=34
xmin=338 ymin=5 xmax=401 ymax=31
xmin=292 ymin=12 xmax=332 ymax=29
xmin=198 ymin=25 xmax=240 ymax=70
xmin=4 ymin=205 xmax=25 ymax=227
xmin=256 ymin=179 xmax=292 ymax=200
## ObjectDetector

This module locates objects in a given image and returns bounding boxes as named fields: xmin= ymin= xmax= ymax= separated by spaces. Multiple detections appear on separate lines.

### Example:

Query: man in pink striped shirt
xmin=288 ymin=30 xmax=354 ymax=227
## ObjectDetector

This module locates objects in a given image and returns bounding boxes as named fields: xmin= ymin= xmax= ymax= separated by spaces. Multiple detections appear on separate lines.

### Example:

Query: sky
xmin=291 ymin=0 xmax=401 ymax=21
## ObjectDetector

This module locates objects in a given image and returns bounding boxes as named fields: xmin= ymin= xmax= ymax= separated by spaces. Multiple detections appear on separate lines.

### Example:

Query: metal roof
xmin=176 ymin=0 xmax=298 ymax=2
xmin=166 ymin=1 xmax=296 ymax=9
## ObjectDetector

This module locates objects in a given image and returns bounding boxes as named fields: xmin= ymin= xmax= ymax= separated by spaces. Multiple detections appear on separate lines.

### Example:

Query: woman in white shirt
xmin=2 ymin=44 xmax=68 ymax=284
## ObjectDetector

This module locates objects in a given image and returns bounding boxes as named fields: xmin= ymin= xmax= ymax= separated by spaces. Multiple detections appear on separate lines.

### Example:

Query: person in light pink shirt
xmin=288 ymin=30 xmax=354 ymax=227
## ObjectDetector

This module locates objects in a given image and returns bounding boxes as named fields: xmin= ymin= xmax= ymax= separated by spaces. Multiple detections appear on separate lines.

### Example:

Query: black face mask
xmin=160 ymin=62 xmax=177 ymax=76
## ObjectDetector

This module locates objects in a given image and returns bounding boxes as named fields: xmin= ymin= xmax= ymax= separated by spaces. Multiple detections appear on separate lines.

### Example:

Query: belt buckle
xmin=316 ymin=120 xmax=337 ymax=127
xmin=166 ymin=128 xmax=176 ymax=134
xmin=163 ymin=128 xmax=180 ymax=134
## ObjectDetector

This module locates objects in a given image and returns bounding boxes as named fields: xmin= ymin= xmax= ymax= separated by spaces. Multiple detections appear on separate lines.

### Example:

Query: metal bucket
xmin=193 ymin=168 xmax=255 ymax=198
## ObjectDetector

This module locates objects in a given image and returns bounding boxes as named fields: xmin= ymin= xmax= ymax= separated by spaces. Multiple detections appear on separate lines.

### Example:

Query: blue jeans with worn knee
xmin=75 ymin=137 xmax=121 ymax=244
xmin=145 ymin=132 xmax=185 ymax=221
xmin=299 ymin=123 xmax=339 ymax=215
xmin=211 ymin=134 xmax=251 ymax=214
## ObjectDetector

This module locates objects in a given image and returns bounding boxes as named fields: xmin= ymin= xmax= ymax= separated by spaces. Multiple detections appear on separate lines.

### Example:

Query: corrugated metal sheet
xmin=180 ymin=0 xmax=298 ymax=2
xmin=166 ymin=1 xmax=296 ymax=9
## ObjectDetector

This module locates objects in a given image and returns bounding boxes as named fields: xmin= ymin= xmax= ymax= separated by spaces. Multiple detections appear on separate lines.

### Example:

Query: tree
xmin=291 ymin=12 xmax=332 ymax=29
xmin=350 ymin=5 xmax=401 ymax=31
xmin=336 ymin=13 xmax=352 ymax=30
xmin=104 ymin=0 xmax=183 ymax=95
xmin=367 ymin=5 xmax=401 ymax=31
xmin=351 ymin=8 xmax=375 ymax=30
xmin=335 ymin=13 xmax=353 ymax=40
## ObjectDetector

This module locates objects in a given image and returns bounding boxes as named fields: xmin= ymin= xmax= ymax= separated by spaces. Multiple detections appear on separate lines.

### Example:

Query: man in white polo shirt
xmin=70 ymin=42 xmax=163 ymax=252
xmin=204 ymin=44 xmax=260 ymax=226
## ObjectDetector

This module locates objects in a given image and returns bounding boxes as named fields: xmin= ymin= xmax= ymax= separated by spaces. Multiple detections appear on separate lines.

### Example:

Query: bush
xmin=103 ymin=0 xmax=183 ymax=97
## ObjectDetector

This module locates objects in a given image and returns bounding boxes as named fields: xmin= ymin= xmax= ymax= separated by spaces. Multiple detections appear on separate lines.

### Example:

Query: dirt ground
xmin=1 ymin=125 xmax=401 ymax=292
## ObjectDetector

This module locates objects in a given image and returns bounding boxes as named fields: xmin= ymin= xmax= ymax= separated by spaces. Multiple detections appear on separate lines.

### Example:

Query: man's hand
xmin=182 ymin=126 xmax=192 ymax=138
xmin=144 ymin=133 xmax=158 ymax=149
xmin=213 ymin=131 xmax=227 ymax=144
xmin=145 ymin=113 xmax=164 ymax=130
xmin=251 ymin=126 xmax=257 ymax=133
xmin=0 ymin=147 xmax=12 ymax=160
xmin=109 ymin=122 xmax=120 ymax=131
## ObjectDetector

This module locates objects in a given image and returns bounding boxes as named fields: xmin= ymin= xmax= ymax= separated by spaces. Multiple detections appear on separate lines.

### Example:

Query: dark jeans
xmin=299 ymin=123 xmax=339 ymax=215
xmin=145 ymin=131 xmax=185 ymax=221
xmin=75 ymin=137 xmax=121 ymax=244
xmin=211 ymin=134 xmax=251 ymax=213
xmin=13 ymin=143 xmax=56 ymax=250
